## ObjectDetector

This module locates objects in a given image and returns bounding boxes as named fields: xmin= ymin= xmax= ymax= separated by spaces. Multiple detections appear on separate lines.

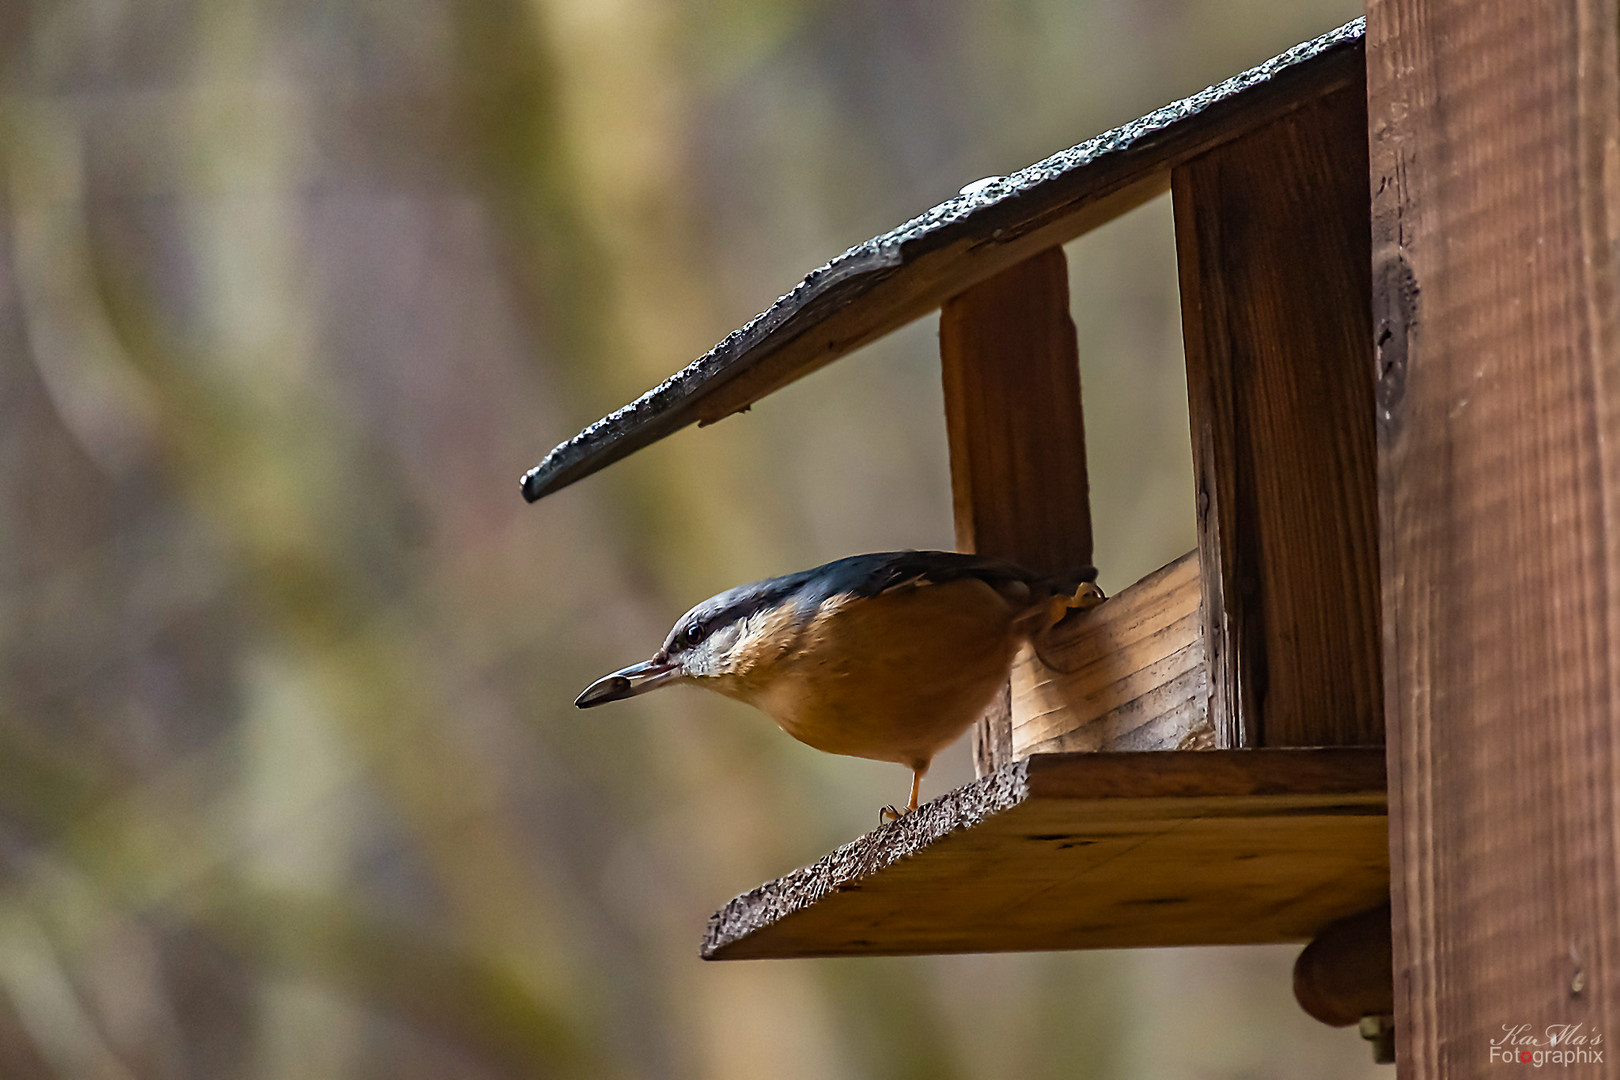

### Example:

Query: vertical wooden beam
xmin=1366 ymin=0 xmax=1620 ymax=1074
xmin=1172 ymin=83 xmax=1383 ymax=749
xmin=940 ymin=248 xmax=1093 ymax=776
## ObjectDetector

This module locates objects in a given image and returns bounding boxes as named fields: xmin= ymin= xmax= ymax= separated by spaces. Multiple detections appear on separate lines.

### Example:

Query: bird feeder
xmin=525 ymin=19 xmax=1391 ymax=1033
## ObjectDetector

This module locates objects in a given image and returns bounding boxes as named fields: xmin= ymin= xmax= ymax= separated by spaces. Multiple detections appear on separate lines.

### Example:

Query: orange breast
xmin=723 ymin=578 xmax=1021 ymax=770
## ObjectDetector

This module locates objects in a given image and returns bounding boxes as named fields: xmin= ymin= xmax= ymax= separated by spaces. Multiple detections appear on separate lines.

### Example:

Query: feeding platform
xmin=521 ymin=0 xmax=1620 ymax=1063
xmin=526 ymin=20 xmax=1389 ymax=974
xmin=703 ymin=749 xmax=1387 ymax=960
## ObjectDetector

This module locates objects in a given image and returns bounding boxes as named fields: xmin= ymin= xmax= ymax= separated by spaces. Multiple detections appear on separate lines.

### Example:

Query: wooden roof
xmin=521 ymin=18 xmax=1366 ymax=502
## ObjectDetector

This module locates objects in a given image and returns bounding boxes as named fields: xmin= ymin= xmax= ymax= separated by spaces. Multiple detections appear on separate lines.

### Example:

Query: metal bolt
xmin=1359 ymin=1015 xmax=1396 ymax=1065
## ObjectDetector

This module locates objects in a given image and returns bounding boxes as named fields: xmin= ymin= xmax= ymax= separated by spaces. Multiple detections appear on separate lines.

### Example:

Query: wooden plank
xmin=940 ymin=248 xmax=1093 ymax=776
xmin=521 ymin=21 xmax=1367 ymax=502
xmin=940 ymin=248 xmax=1093 ymax=570
xmin=1011 ymin=549 xmax=1213 ymax=756
xmin=1366 ymin=0 xmax=1620 ymax=1074
xmin=702 ymin=748 xmax=1388 ymax=959
xmin=1171 ymin=82 xmax=1382 ymax=748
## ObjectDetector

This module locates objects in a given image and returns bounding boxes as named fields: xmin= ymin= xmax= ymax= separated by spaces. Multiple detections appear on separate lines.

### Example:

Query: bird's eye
xmin=681 ymin=622 xmax=710 ymax=648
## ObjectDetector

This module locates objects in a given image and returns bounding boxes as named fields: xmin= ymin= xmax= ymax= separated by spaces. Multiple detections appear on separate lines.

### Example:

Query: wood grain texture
xmin=702 ymin=749 xmax=1389 ymax=959
xmin=1173 ymin=83 xmax=1383 ymax=749
xmin=969 ymin=683 xmax=1014 ymax=778
xmin=1011 ymin=549 xmax=1212 ymax=756
xmin=941 ymin=248 xmax=1093 ymax=776
xmin=522 ymin=23 xmax=1367 ymax=502
xmin=1367 ymin=0 xmax=1620 ymax=1074
xmin=940 ymin=248 xmax=1093 ymax=572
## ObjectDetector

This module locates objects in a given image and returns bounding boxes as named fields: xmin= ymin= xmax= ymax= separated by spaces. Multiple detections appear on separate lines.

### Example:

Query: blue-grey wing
xmin=817 ymin=550 xmax=1095 ymax=601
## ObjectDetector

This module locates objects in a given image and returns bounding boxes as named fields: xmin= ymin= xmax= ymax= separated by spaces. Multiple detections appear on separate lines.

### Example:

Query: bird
xmin=575 ymin=550 xmax=1103 ymax=820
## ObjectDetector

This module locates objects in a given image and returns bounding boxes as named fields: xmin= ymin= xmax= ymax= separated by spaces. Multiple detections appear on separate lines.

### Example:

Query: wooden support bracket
xmin=1293 ymin=903 xmax=1395 ymax=1027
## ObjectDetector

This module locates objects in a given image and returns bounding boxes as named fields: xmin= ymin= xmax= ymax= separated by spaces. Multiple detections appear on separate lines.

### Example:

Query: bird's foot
xmin=1044 ymin=581 xmax=1107 ymax=629
xmin=880 ymin=804 xmax=905 ymax=824
xmin=1069 ymin=581 xmax=1107 ymax=611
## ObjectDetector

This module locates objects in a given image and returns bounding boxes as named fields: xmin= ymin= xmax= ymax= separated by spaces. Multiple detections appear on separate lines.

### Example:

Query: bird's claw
xmin=1044 ymin=581 xmax=1107 ymax=629
xmin=1069 ymin=581 xmax=1107 ymax=611
xmin=880 ymin=804 xmax=904 ymax=824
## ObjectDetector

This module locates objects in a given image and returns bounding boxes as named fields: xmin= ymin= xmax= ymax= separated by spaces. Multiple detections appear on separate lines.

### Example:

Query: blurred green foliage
xmin=0 ymin=0 xmax=1382 ymax=1077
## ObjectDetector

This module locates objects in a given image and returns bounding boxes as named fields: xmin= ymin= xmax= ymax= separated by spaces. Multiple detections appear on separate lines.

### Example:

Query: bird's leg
xmin=880 ymin=768 xmax=927 ymax=823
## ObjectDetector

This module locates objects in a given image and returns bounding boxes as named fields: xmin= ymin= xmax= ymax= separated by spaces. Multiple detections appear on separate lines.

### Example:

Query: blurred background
xmin=0 ymin=1 xmax=1381 ymax=1077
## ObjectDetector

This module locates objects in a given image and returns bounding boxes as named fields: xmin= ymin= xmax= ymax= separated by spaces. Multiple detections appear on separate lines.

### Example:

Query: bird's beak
xmin=575 ymin=659 xmax=681 ymax=708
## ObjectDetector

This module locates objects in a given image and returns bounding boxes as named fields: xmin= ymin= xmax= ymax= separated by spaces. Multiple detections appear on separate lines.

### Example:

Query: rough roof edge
xmin=523 ymin=18 xmax=1366 ymax=503
xmin=700 ymin=758 xmax=1032 ymax=959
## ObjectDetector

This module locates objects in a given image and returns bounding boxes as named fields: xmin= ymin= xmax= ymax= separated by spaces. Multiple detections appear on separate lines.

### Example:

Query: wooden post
xmin=1172 ymin=83 xmax=1383 ymax=749
xmin=940 ymin=248 xmax=1093 ymax=776
xmin=1366 ymin=1 xmax=1620 ymax=1075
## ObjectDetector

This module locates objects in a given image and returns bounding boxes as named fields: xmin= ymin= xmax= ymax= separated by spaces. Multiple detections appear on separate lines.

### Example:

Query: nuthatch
xmin=576 ymin=551 xmax=1102 ymax=819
